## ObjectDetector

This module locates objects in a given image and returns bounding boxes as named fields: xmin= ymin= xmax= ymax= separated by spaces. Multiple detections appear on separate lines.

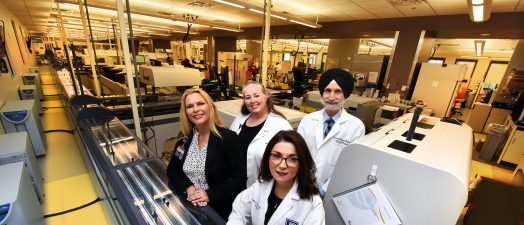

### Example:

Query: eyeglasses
xmin=270 ymin=153 xmax=299 ymax=168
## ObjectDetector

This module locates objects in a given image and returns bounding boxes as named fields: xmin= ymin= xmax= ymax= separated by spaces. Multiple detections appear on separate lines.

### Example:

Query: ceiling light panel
xmin=214 ymin=0 xmax=246 ymax=9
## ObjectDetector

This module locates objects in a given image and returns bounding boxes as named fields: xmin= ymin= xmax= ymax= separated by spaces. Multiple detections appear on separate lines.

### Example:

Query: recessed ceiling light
xmin=362 ymin=34 xmax=370 ymax=37
xmin=480 ymin=33 xmax=491 ymax=36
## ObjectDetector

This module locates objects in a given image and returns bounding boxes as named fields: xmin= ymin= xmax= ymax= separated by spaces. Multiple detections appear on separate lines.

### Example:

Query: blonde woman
xmin=230 ymin=81 xmax=293 ymax=187
xmin=167 ymin=88 xmax=246 ymax=220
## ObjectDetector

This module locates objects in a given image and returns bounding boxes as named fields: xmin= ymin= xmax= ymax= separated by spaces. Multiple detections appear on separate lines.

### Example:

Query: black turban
xmin=318 ymin=68 xmax=354 ymax=98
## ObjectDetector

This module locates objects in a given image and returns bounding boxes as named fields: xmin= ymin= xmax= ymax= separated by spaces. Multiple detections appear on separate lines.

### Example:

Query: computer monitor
xmin=135 ymin=55 xmax=145 ymax=64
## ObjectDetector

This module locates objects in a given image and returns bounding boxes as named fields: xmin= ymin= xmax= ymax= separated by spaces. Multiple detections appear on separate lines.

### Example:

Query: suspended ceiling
xmin=3 ymin=0 xmax=524 ymax=39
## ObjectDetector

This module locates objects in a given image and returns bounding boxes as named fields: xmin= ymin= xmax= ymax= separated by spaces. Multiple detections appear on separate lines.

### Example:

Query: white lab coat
xmin=297 ymin=108 xmax=365 ymax=189
xmin=230 ymin=113 xmax=293 ymax=187
xmin=227 ymin=180 xmax=325 ymax=225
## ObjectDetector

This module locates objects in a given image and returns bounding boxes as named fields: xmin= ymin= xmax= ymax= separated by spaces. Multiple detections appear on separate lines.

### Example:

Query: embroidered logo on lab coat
xmin=285 ymin=218 xmax=299 ymax=225
xmin=252 ymin=199 xmax=260 ymax=210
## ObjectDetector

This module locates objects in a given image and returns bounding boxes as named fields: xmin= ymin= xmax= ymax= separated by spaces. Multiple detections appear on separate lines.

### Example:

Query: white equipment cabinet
xmin=325 ymin=113 xmax=472 ymax=225
xmin=138 ymin=66 xmax=202 ymax=87
xmin=0 ymin=162 xmax=44 ymax=225
xmin=214 ymin=99 xmax=306 ymax=129
xmin=18 ymin=85 xmax=43 ymax=115
xmin=0 ymin=132 xmax=44 ymax=202
xmin=498 ymin=115 xmax=524 ymax=164
xmin=0 ymin=100 xmax=47 ymax=156
xmin=21 ymin=73 xmax=43 ymax=101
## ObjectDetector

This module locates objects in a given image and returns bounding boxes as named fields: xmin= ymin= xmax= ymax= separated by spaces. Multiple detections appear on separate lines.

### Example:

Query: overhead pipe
xmin=125 ymin=0 xmax=146 ymax=146
xmin=77 ymin=0 xmax=101 ymax=96
xmin=84 ymin=0 xmax=105 ymax=96
xmin=115 ymin=0 xmax=143 ymax=142
xmin=260 ymin=0 xmax=272 ymax=87
xmin=57 ymin=3 xmax=81 ymax=95
xmin=112 ymin=22 xmax=123 ymax=65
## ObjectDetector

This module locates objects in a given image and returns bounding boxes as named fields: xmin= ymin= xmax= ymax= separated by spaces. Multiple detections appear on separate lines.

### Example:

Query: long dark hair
xmin=258 ymin=130 xmax=318 ymax=199
xmin=240 ymin=81 xmax=285 ymax=119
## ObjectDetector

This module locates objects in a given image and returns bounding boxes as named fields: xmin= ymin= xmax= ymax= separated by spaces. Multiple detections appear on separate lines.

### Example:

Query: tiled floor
xmin=37 ymin=66 xmax=112 ymax=225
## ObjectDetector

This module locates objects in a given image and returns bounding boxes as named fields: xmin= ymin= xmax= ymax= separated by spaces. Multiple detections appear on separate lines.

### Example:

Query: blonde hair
xmin=241 ymin=81 xmax=285 ymax=118
xmin=180 ymin=88 xmax=224 ymax=138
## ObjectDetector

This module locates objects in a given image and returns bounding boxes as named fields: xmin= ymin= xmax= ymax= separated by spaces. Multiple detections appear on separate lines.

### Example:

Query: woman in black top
xmin=167 ymin=88 xmax=246 ymax=219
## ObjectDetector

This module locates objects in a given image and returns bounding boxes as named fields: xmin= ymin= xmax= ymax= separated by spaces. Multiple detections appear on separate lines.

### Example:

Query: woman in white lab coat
xmin=230 ymin=81 xmax=293 ymax=187
xmin=228 ymin=130 xmax=325 ymax=225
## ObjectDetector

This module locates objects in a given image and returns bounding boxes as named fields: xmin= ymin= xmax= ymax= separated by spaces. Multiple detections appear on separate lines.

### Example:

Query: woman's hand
xmin=186 ymin=186 xmax=197 ymax=196
xmin=187 ymin=188 xmax=209 ymax=207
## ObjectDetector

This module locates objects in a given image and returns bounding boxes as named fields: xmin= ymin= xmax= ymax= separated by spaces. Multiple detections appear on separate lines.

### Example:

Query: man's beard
xmin=320 ymin=99 xmax=345 ymax=111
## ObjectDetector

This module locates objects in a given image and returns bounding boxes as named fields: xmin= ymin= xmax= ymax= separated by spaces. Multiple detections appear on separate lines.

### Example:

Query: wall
xmin=0 ymin=1 xmax=36 ymax=105
xmin=432 ymin=52 xmax=510 ymax=91
xmin=326 ymin=39 xmax=360 ymax=70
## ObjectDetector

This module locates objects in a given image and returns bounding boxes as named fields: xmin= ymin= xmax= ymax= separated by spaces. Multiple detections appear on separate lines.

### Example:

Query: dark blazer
xmin=166 ymin=126 xmax=247 ymax=220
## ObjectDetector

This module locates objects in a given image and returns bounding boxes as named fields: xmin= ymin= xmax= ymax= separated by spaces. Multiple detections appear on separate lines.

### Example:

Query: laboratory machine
xmin=0 ymin=162 xmax=44 ymax=225
xmin=138 ymin=66 xmax=202 ymax=88
xmin=21 ymin=73 xmax=44 ymax=101
xmin=325 ymin=112 xmax=472 ymax=225
xmin=0 ymin=132 xmax=44 ymax=202
xmin=18 ymin=85 xmax=43 ymax=115
xmin=0 ymin=100 xmax=47 ymax=156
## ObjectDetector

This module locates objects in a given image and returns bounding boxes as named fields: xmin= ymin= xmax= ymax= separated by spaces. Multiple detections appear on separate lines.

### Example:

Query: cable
xmin=182 ymin=23 xmax=193 ymax=43
xmin=44 ymin=129 xmax=74 ymax=134
xmin=44 ymin=197 xmax=100 ymax=218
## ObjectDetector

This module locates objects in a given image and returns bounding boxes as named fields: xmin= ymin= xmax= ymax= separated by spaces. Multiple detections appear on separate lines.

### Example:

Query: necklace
xmin=272 ymin=192 xmax=282 ymax=209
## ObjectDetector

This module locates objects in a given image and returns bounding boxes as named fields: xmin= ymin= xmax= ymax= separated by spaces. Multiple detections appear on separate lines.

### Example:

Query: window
xmin=455 ymin=59 xmax=477 ymax=83
xmin=308 ymin=53 xmax=317 ymax=65
xmin=283 ymin=52 xmax=291 ymax=61
xmin=428 ymin=57 xmax=445 ymax=64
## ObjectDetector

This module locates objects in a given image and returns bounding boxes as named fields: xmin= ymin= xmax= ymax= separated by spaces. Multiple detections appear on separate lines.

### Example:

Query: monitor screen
xmin=135 ymin=55 xmax=145 ymax=63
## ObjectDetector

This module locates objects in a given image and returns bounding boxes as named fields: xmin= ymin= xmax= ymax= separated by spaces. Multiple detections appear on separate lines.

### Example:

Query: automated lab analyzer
xmin=21 ymin=73 xmax=44 ymax=101
xmin=0 ymin=162 xmax=44 ymax=225
xmin=325 ymin=112 xmax=472 ymax=225
xmin=0 ymin=100 xmax=47 ymax=156
xmin=18 ymin=85 xmax=43 ymax=115
xmin=138 ymin=66 xmax=202 ymax=88
xmin=214 ymin=99 xmax=307 ymax=129
xmin=0 ymin=132 xmax=44 ymax=202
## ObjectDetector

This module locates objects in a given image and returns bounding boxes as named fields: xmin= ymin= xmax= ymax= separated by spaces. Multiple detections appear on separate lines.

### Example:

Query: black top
xmin=238 ymin=119 xmax=266 ymax=155
xmin=264 ymin=185 xmax=283 ymax=225
xmin=166 ymin=126 xmax=247 ymax=220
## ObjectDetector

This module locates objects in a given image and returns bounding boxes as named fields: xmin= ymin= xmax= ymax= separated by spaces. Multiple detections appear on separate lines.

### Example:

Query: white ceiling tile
xmin=367 ymin=7 xmax=404 ymax=18
xmin=352 ymin=0 xmax=392 ymax=8
xmin=492 ymin=2 xmax=519 ymax=12
xmin=395 ymin=4 xmax=436 ymax=17
xmin=431 ymin=3 xmax=468 ymax=15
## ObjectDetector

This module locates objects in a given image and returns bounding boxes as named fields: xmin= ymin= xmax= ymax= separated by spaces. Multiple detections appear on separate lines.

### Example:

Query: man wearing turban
xmin=297 ymin=68 xmax=365 ymax=196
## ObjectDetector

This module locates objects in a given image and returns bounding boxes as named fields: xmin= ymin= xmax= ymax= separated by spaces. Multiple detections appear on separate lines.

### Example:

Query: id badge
xmin=175 ymin=145 xmax=185 ymax=160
